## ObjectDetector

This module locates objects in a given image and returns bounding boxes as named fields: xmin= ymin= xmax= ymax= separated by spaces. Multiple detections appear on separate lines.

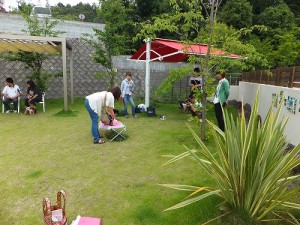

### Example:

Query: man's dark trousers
xmin=214 ymin=102 xmax=225 ymax=132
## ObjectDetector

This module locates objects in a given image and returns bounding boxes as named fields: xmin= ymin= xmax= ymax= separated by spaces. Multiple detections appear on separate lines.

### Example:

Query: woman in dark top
xmin=25 ymin=80 xmax=42 ymax=108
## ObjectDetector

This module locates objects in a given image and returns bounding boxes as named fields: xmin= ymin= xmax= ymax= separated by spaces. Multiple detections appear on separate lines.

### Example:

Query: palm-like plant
xmin=162 ymin=89 xmax=300 ymax=222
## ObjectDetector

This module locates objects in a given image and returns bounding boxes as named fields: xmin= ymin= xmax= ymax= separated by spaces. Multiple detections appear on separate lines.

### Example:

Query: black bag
xmin=147 ymin=106 xmax=156 ymax=117
xmin=135 ymin=106 xmax=141 ymax=113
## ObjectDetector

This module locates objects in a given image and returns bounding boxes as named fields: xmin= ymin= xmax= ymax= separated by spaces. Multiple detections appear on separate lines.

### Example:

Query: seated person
xmin=2 ymin=77 xmax=22 ymax=113
xmin=25 ymin=80 xmax=42 ymax=111
xmin=189 ymin=67 xmax=202 ymax=95
xmin=180 ymin=94 xmax=202 ymax=118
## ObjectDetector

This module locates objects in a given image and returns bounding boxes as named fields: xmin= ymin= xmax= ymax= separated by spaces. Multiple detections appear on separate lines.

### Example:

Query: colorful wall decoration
xmin=272 ymin=92 xmax=298 ymax=115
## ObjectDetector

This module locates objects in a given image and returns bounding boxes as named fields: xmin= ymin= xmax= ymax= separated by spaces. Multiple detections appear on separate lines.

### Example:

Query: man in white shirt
xmin=2 ymin=77 xmax=22 ymax=113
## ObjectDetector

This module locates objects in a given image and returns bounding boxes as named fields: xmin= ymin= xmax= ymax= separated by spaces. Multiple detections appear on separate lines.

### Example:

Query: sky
xmin=4 ymin=0 xmax=99 ymax=11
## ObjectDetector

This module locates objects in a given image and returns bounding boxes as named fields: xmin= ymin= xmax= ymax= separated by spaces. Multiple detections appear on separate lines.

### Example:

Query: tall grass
xmin=162 ymin=89 xmax=300 ymax=223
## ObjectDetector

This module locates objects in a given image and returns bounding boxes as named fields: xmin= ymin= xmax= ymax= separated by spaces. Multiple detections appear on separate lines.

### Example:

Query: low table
xmin=99 ymin=119 xmax=127 ymax=142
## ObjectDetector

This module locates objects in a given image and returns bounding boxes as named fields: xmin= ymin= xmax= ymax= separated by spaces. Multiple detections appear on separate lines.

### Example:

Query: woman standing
xmin=25 ymin=80 xmax=42 ymax=111
xmin=121 ymin=72 xmax=138 ymax=118
xmin=85 ymin=87 xmax=121 ymax=144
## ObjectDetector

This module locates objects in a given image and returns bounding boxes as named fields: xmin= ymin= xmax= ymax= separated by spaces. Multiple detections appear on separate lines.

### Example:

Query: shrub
xmin=162 ymin=89 xmax=300 ymax=223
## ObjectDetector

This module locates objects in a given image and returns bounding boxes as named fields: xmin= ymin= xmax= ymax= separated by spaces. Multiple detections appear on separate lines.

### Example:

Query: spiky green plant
xmin=162 ymin=89 xmax=300 ymax=222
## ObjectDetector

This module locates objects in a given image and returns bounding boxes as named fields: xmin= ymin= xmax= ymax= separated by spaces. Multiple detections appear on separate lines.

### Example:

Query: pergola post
xmin=145 ymin=38 xmax=151 ymax=108
xmin=62 ymin=38 xmax=68 ymax=111
xmin=70 ymin=48 xmax=74 ymax=105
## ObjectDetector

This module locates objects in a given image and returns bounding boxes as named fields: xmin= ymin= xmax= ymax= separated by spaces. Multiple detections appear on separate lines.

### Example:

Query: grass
xmin=0 ymin=99 xmax=297 ymax=224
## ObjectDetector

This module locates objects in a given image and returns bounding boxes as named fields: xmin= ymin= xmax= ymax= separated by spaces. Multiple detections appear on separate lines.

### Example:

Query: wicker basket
xmin=43 ymin=190 xmax=67 ymax=225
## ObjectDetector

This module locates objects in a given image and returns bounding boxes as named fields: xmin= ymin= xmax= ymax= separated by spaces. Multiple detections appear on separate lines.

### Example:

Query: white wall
xmin=0 ymin=13 xmax=104 ymax=38
xmin=237 ymin=82 xmax=300 ymax=146
xmin=228 ymin=85 xmax=239 ymax=100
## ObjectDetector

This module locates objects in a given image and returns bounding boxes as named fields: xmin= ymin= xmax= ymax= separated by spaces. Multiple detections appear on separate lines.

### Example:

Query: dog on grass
xmin=24 ymin=104 xmax=36 ymax=115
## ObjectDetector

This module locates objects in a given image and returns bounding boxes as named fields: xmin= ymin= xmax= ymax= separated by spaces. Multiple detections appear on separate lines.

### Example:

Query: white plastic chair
xmin=2 ymin=96 xmax=21 ymax=113
xmin=38 ymin=92 xmax=46 ymax=112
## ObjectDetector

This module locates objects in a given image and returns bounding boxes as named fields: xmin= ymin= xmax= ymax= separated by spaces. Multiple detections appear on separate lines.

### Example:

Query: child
xmin=24 ymin=104 xmax=36 ymax=115
xmin=179 ymin=95 xmax=202 ymax=118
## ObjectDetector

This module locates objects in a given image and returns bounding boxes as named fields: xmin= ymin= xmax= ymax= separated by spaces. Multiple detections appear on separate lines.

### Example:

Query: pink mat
xmin=78 ymin=216 xmax=101 ymax=225
xmin=99 ymin=119 xmax=125 ymax=129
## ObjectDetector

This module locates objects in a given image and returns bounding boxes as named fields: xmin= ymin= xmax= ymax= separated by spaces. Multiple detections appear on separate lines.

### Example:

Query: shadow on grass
xmin=100 ymin=130 xmax=129 ymax=142
xmin=25 ymin=170 xmax=43 ymax=179
xmin=52 ymin=109 xmax=79 ymax=117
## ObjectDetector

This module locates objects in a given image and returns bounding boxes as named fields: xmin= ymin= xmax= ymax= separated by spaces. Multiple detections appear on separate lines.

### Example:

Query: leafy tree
xmin=135 ymin=0 xmax=170 ymax=20
xmin=83 ymin=0 xmax=132 ymax=88
xmin=2 ymin=2 xmax=63 ymax=92
xmin=272 ymin=28 xmax=300 ymax=67
xmin=136 ymin=0 xmax=268 ymax=140
xmin=257 ymin=2 xmax=295 ymax=34
xmin=51 ymin=2 xmax=103 ymax=23
xmin=0 ymin=0 xmax=6 ymax=12
xmin=248 ymin=0 xmax=282 ymax=15
xmin=135 ymin=0 xmax=212 ymax=140
xmin=285 ymin=0 xmax=300 ymax=25
xmin=218 ymin=0 xmax=253 ymax=29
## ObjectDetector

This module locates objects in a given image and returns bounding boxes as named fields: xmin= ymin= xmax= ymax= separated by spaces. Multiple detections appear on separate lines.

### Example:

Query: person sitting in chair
xmin=180 ymin=94 xmax=202 ymax=118
xmin=2 ymin=77 xmax=22 ymax=113
xmin=25 ymin=80 xmax=42 ymax=112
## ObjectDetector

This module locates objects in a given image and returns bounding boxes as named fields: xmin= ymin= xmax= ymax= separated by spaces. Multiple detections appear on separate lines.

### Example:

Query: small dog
xmin=24 ymin=104 xmax=36 ymax=115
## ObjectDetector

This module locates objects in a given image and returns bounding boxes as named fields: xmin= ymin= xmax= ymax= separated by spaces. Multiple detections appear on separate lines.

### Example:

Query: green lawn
xmin=0 ymin=99 xmax=295 ymax=225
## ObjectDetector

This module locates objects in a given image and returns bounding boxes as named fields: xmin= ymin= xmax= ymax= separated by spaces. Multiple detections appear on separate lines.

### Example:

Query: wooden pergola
xmin=0 ymin=34 xmax=74 ymax=111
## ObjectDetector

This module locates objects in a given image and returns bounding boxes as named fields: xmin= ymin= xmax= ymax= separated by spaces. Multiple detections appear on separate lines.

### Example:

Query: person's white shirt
xmin=2 ymin=85 xmax=21 ymax=98
xmin=213 ymin=79 xmax=224 ymax=104
xmin=86 ymin=91 xmax=114 ymax=115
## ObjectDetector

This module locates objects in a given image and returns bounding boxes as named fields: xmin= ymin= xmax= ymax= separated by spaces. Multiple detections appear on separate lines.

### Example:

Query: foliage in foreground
xmin=162 ymin=89 xmax=300 ymax=223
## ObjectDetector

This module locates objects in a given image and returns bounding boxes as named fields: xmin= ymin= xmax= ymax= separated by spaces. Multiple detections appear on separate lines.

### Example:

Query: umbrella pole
xmin=145 ymin=38 xmax=151 ymax=108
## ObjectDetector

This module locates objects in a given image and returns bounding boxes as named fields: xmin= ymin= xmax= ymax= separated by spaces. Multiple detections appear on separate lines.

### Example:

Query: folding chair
xmin=99 ymin=120 xmax=126 ymax=142
xmin=2 ymin=96 xmax=21 ymax=113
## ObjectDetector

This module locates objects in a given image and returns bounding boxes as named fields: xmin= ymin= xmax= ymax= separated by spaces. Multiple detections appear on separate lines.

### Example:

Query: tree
xmin=135 ymin=0 xmax=170 ymax=20
xmin=218 ymin=0 xmax=253 ymax=29
xmin=257 ymin=1 xmax=295 ymax=34
xmin=136 ymin=0 xmax=267 ymax=140
xmin=272 ymin=28 xmax=300 ymax=67
xmin=285 ymin=0 xmax=300 ymax=25
xmin=2 ymin=1 xmax=63 ymax=92
xmin=0 ymin=0 xmax=5 ymax=12
xmin=135 ymin=0 xmax=210 ymax=140
xmin=51 ymin=2 xmax=103 ymax=23
xmin=83 ymin=0 xmax=132 ymax=88
xmin=248 ymin=0 xmax=282 ymax=15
